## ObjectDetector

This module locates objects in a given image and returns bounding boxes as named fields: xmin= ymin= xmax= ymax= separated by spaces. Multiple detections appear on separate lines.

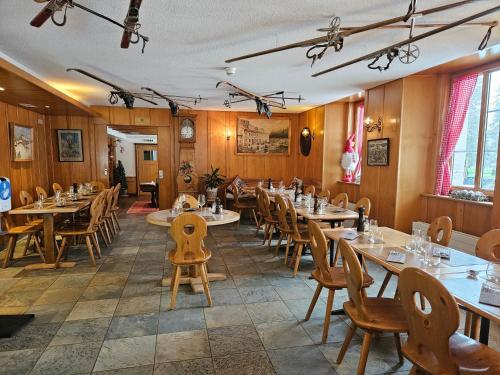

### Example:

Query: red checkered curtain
xmin=434 ymin=73 xmax=478 ymax=195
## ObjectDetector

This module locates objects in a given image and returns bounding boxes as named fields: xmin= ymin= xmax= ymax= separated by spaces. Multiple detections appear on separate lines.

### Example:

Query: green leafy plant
xmin=202 ymin=165 xmax=225 ymax=189
xmin=113 ymin=160 xmax=128 ymax=191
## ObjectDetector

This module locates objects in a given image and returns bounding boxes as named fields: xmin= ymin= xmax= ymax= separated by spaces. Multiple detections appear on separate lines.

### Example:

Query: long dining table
xmin=323 ymin=226 xmax=498 ymax=345
xmin=9 ymin=194 xmax=96 ymax=269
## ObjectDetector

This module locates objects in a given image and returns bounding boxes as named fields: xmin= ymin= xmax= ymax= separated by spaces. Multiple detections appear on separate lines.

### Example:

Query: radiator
xmin=412 ymin=221 xmax=478 ymax=255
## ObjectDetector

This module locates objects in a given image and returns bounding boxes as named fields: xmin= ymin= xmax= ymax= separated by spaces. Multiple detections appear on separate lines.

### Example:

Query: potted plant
xmin=179 ymin=160 xmax=194 ymax=184
xmin=113 ymin=160 xmax=128 ymax=196
xmin=202 ymin=165 xmax=225 ymax=200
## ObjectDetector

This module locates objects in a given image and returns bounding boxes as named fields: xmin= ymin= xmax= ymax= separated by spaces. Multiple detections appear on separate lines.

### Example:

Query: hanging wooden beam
xmin=311 ymin=5 xmax=500 ymax=77
xmin=225 ymin=0 xmax=477 ymax=63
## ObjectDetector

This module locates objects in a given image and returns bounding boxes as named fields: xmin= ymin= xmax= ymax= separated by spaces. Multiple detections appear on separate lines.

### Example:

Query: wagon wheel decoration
xmin=398 ymin=43 xmax=420 ymax=64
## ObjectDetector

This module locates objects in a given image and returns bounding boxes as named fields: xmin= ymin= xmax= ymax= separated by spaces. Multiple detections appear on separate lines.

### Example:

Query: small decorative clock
xmin=179 ymin=117 xmax=196 ymax=143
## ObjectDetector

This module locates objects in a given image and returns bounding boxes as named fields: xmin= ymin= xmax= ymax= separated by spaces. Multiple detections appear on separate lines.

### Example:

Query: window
xmin=451 ymin=68 xmax=500 ymax=191
xmin=143 ymin=150 xmax=157 ymax=161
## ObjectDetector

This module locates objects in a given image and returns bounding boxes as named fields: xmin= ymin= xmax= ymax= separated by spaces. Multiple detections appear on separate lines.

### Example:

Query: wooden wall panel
xmin=157 ymin=126 xmax=174 ymax=209
xmin=337 ymin=182 xmax=360 ymax=204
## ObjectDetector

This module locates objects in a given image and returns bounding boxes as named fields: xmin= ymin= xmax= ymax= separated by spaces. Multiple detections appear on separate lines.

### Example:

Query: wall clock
xmin=179 ymin=118 xmax=196 ymax=143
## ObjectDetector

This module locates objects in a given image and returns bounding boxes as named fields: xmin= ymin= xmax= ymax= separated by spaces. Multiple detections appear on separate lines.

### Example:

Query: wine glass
xmin=486 ymin=261 xmax=500 ymax=290
xmin=198 ymin=194 xmax=206 ymax=209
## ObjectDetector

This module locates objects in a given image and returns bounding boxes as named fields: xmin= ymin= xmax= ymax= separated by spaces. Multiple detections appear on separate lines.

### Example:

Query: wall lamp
xmin=225 ymin=128 xmax=231 ymax=141
xmin=301 ymin=127 xmax=315 ymax=140
xmin=364 ymin=116 xmax=383 ymax=133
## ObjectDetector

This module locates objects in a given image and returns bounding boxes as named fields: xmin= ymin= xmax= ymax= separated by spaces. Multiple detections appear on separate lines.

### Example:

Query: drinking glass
xmin=198 ymin=194 xmax=206 ymax=209
xmin=55 ymin=191 xmax=61 ymax=200
xmin=369 ymin=220 xmax=378 ymax=233
xmin=486 ymin=262 xmax=500 ymax=290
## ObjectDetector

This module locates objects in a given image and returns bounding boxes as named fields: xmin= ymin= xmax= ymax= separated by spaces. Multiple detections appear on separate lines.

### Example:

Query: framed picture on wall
xmin=9 ymin=123 xmax=34 ymax=162
xmin=57 ymin=129 xmax=84 ymax=162
xmin=236 ymin=117 xmax=290 ymax=155
xmin=367 ymin=138 xmax=390 ymax=166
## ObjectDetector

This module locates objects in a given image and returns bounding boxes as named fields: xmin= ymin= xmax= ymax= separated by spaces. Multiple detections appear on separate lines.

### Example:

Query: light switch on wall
xmin=104 ymin=168 xmax=108 ymax=176
xmin=159 ymin=170 xmax=164 ymax=179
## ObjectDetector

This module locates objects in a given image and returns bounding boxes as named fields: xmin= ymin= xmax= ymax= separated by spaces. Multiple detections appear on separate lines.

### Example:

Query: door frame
xmin=134 ymin=143 xmax=159 ymax=196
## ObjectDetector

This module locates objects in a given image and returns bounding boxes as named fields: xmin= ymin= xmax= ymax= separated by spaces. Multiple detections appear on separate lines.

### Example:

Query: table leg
xmin=479 ymin=317 xmax=490 ymax=345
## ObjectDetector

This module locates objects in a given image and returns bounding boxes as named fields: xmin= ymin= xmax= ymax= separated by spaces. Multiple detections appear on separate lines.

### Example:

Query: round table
xmin=146 ymin=209 xmax=240 ymax=293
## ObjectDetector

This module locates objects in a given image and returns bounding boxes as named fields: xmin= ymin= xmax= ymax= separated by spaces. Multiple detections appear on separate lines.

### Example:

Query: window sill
xmin=337 ymin=181 xmax=360 ymax=186
xmin=421 ymin=193 xmax=493 ymax=207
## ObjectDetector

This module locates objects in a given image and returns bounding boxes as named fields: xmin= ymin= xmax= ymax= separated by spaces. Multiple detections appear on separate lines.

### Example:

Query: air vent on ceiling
xmin=19 ymin=103 xmax=37 ymax=108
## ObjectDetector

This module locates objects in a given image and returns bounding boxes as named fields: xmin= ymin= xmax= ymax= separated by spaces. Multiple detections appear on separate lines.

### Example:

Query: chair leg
xmin=170 ymin=266 xmax=182 ymax=310
xmin=274 ymin=232 xmax=284 ymax=256
xmin=251 ymin=209 xmax=258 ymax=227
xmin=358 ymin=332 xmax=373 ymax=375
xmin=85 ymin=236 xmax=96 ymax=266
xmin=336 ymin=324 xmax=357 ymax=364
xmin=470 ymin=314 xmax=481 ymax=340
xmin=33 ymin=234 xmax=45 ymax=262
xmin=170 ymin=265 xmax=178 ymax=291
xmin=305 ymin=283 xmax=323 ymax=321
xmin=98 ymin=224 xmax=110 ymax=247
xmin=113 ymin=212 xmax=121 ymax=231
xmin=55 ymin=237 xmax=68 ymax=265
xmin=91 ymin=233 xmax=102 ymax=259
xmin=200 ymin=263 xmax=212 ymax=307
xmin=394 ymin=333 xmax=404 ymax=363
xmin=332 ymin=241 xmax=340 ymax=266
xmin=284 ymin=234 xmax=292 ymax=264
xmin=22 ymin=234 xmax=33 ymax=257
xmin=267 ymin=224 xmax=275 ymax=249
xmin=464 ymin=311 xmax=472 ymax=337
xmin=256 ymin=215 xmax=263 ymax=234
xmin=2 ymin=235 xmax=17 ymax=268
xmin=292 ymin=243 xmax=304 ymax=277
xmin=103 ymin=221 xmax=113 ymax=243
xmin=262 ymin=223 xmax=269 ymax=244
xmin=377 ymin=272 xmax=392 ymax=298
xmin=322 ymin=289 xmax=335 ymax=344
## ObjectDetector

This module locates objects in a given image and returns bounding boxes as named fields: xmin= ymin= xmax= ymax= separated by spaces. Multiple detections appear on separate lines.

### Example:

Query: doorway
xmin=135 ymin=144 xmax=158 ymax=195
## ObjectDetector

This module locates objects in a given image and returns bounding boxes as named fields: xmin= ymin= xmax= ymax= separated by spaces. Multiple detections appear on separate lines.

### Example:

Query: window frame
xmin=450 ymin=66 xmax=499 ymax=195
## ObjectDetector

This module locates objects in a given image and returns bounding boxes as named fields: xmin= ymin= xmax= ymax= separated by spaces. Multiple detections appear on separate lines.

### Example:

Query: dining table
xmin=9 ymin=194 xmax=97 ymax=270
xmin=146 ymin=208 xmax=240 ymax=293
xmin=323 ymin=227 xmax=498 ymax=345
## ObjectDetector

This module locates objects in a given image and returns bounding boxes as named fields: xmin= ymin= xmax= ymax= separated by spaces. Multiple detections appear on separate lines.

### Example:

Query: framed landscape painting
xmin=236 ymin=118 xmax=290 ymax=155
xmin=367 ymin=138 xmax=390 ymax=166
xmin=57 ymin=129 xmax=84 ymax=162
xmin=9 ymin=123 xmax=34 ymax=162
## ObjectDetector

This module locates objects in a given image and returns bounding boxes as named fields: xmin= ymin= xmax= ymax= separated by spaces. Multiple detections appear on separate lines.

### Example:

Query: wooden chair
xmin=35 ymin=186 xmax=48 ymax=200
xmin=19 ymin=190 xmax=42 ymax=225
xmin=110 ymin=183 xmax=121 ymax=233
xmin=173 ymin=194 xmax=199 ymax=209
xmin=255 ymin=186 xmax=264 ymax=234
xmin=355 ymin=197 xmax=371 ymax=218
xmin=52 ymin=182 xmax=63 ymax=195
xmin=303 ymin=185 xmax=316 ymax=196
xmin=275 ymin=195 xmax=295 ymax=260
xmin=427 ymin=216 xmax=452 ymax=247
xmin=305 ymin=221 xmax=374 ymax=344
xmin=231 ymin=183 xmax=258 ymax=230
xmin=169 ymin=213 xmax=212 ymax=310
xmin=260 ymin=189 xmax=279 ymax=248
xmin=90 ymin=180 xmax=105 ymax=192
xmin=102 ymin=188 xmax=117 ymax=240
xmin=318 ymin=189 xmax=331 ymax=202
xmin=464 ymin=229 xmax=500 ymax=339
xmin=332 ymin=193 xmax=348 ymax=208
xmin=336 ymin=238 xmax=407 ymax=375
xmin=399 ymin=267 xmax=500 ymax=375
xmin=287 ymin=199 xmax=314 ymax=277
xmin=378 ymin=215 xmax=453 ymax=299
xmin=94 ymin=191 xmax=111 ymax=247
xmin=1 ymin=213 xmax=45 ymax=268
xmin=55 ymin=191 xmax=104 ymax=266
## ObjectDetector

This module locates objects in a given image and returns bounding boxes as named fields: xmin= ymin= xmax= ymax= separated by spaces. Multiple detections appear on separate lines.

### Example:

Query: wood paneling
xmin=421 ymin=195 xmax=492 ymax=237
xmin=337 ymin=182 xmax=360 ymax=204
xmin=0 ymin=101 xmax=49 ymax=209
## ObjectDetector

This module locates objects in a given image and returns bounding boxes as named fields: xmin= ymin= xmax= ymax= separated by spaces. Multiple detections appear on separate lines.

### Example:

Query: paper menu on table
xmin=479 ymin=283 xmax=500 ymax=308
xmin=386 ymin=250 xmax=406 ymax=264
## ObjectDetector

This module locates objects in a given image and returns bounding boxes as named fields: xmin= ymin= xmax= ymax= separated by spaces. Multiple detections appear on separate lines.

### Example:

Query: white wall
xmin=116 ymin=140 xmax=136 ymax=177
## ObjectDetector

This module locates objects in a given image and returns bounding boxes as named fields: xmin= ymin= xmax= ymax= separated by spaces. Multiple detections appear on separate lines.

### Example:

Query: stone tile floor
xmin=0 ymin=199 xmax=498 ymax=374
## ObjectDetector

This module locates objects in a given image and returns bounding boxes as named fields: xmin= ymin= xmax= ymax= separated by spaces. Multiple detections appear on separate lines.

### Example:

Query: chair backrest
xmin=87 ymin=191 xmax=106 ymax=232
xmin=332 ymin=193 xmax=348 ymax=208
xmin=339 ymin=238 xmax=368 ymax=318
xmin=475 ymin=229 xmax=500 ymax=261
xmin=173 ymin=194 xmax=198 ymax=209
xmin=399 ymin=267 xmax=460 ymax=375
xmin=35 ymin=186 xmax=48 ymax=199
xmin=260 ymin=189 xmax=272 ymax=218
xmin=318 ymin=189 xmax=331 ymax=202
xmin=308 ymin=220 xmax=333 ymax=283
xmin=231 ymin=183 xmax=241 ymax=205
xmin=104 ymin=188 xmax=114 ymax=216
xmin=275 ymin=194 xmax=291 ymax=231
xmin=112 ymin=183 xmax=121 ymax=209
xmin=1 ymin=212 xmax=17 ymax=231
xmin=355 ymin=197 xmax=371 ymax=218
xmin=170 ymin=213 xmax=208 ymax=263
xmin=19 ymin=190 xmax=33 ymax=206
xmin=90 ymin=180 xmax=105 ymax=192
xmin=303 ymin=185 xmax=315 ymax=196
xmin=255 ymin=186 xmax=263 ymax=214
xmin=427 ymin=216 xmax=452 ymax=247
xmin=52 ymin=182 xmax=63 ymax=195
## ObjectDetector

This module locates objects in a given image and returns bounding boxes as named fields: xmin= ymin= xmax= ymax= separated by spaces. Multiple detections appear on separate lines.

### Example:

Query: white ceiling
xmin=0 ymin=0 xmax=499 ymax=112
